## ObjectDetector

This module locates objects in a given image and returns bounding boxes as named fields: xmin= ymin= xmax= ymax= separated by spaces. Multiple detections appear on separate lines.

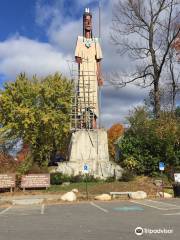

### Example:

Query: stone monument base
xmin=56 ymin=129 xmax=123 ymax=179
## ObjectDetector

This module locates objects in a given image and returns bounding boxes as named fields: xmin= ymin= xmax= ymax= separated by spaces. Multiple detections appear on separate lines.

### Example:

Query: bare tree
xmin=111 ymin=0 xmax=180 ymax=118
xmin=166 ymin=49 xmax=180 ymax=110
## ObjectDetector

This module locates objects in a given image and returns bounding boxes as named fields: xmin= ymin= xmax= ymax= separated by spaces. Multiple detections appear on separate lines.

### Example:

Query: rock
xmin=62 ymin=182 xmax=71 ymax=186
xmin=56 ymin=130 xmax=124 ymax=180
xmin=129 ymin=191 xmax=147 ymax=200
xmin=72 ymin=188 xmax=79 ymax=193
xmin=57 ymin=163 xmax=74 ymax=176
xmin=156 ymin=192 xmax=172 ymax=198
xmin=94 ymin=194 xmax=111 ymax=201
xmin=61 ymin=191 xmax=77 ymax=202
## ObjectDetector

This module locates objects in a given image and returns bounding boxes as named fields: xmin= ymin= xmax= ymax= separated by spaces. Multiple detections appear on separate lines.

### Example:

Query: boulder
xmin=129 ymin=191 xmax=147 ymax=200
xmin=61 ymin=191 xmax=77 ymax=202
xmin=94 ymin=194 xmax=111 ymax=201
xmin=156 ymin=192 xmax=172 ymax=198
xmin=72 ymin=188 xmax=79 ymax=193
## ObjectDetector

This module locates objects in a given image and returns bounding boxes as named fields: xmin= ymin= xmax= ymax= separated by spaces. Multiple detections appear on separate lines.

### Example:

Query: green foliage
xmin=0 ymin=73 xmax=73 ymax=166
xmin=17 ymin=153 xmax=49 ymax=176
xmin=119 ymin=107 xmax=180 ymax=176
xmin=120 ymin=170 xmax=135 ymax=182
xmin=50 ymin=173 xmax=71 ymax=185
xmin=16 ymin=155 xmax=33 ymax=175
xmin=122 ymin=156 xmax=139 ymax=172
xmin=50 ymin=173 xmax=101 ymax=185
xmin=175 ymin=107 xmax=180 ymax=118
xmin=105 ymin=176 xmax=116 ymax=182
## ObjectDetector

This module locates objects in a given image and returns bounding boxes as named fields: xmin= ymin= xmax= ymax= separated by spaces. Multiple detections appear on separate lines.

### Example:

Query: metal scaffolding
xmin=68 ymin=60 xmax=98 ymax=131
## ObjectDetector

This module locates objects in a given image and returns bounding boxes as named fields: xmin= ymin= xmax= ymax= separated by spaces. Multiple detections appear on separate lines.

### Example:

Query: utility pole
xmin=98 ymin=0 xmax=102 ymax=129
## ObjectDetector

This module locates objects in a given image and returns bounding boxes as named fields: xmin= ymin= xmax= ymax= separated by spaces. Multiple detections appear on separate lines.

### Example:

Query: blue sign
xmin=83 ymin=164 xmax=89 ymax=174
xmin=159 ymin=162 xmax=165 ymax=171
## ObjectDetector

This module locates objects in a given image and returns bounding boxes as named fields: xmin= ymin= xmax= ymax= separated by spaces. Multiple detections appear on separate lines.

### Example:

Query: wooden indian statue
xmin=75 ymin=8 xmax=103 ymax=129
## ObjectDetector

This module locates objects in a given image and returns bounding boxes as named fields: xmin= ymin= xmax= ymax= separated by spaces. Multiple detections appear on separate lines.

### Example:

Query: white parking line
xmin=130 ymin=199 xmax=180 ymax=210
xmin=0 ymin=206 xmax=12 ymax=215
xmin=90 ymin=202 xmax=109 ymax=213
xmin=163 ymin=212 xmax=180 ymax=216
xmin=130 ymin=200 xmax=167 ymax=210
xmin=41 ymin=204 xmax=45 ymax=215
xmin=147 ymin=199 xmax=180 ymax=207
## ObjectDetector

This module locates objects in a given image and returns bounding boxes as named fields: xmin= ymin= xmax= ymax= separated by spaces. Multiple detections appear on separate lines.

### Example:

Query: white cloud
xmin=0 ymin=36 xmax=70 ymax=79
xmin=0 ymin=0 xmax=149 ymax=127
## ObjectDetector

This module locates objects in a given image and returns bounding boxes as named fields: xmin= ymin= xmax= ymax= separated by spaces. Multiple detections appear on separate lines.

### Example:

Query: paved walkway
xmin=0 ymin=193 xmax=62 ymax=205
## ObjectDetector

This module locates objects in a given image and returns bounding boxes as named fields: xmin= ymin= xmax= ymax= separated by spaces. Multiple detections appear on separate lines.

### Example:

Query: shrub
xmin=119 ymin=107 xmax=180 ymax=176
xmin=50 ymin=173 xmax=101 ymax=185
xmin=50 ymin=173 xmax=71 ymax=185
xmin=105 ymin=176 xmax=115 ymax=182
xmin=0 ymin=152 xmax=18 ymax=173
xmin=122 ymin=156 xmax=139 ymax=172
xmin=17 ymin=154 xmax=48 ymax=176
xmin=120 ymin=170 xmax=135 ymax=182
xmin=16 ymin=155 xmax=33 ymax=175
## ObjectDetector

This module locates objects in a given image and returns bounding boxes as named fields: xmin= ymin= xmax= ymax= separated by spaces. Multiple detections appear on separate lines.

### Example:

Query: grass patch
xmin=44 ymin=182 xmax=105 ymax=194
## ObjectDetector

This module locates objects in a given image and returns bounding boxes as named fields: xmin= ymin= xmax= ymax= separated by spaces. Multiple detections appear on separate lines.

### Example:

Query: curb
xmin=12 ymin=198 xmax=44 ymax=205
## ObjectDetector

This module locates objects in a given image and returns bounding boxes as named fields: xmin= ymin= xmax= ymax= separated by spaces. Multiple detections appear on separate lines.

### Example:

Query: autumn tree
xmin=108 ymin=123 xmax=124 ymax=161
xmin=0 ymin=73 xmax=73 ymax=166
xmin=119 ymin=107 xmax=180 ymax=175
xmin=112 ymin=0 xmax=180 ymax=118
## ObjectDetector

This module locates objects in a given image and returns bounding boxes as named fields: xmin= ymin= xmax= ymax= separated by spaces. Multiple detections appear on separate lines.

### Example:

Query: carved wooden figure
xmin=75 ymin=8 xmax=103 ymax=129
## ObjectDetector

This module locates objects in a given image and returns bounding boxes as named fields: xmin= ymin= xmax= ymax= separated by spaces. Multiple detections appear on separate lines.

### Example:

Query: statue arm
xmin=97 ymin=60 xmax=103 ymax=86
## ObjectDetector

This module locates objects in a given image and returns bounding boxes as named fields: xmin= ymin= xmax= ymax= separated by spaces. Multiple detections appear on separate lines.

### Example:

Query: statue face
xmin=84 ymin=15 xmax=92 ymax=32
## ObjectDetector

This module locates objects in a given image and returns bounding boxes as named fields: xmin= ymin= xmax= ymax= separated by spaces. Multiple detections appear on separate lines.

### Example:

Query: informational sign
xmin=0 ymin=174 xmax=16 ymax=188
xmin=21 ymin=174 xmax=50 ymax=189
xmin=159 ymin=162 xmax=165 ymax=171
xmin=174 ymin=173 xmax=180 ymax=183
xmin=83 ymin=164 xmax=89 ymax=174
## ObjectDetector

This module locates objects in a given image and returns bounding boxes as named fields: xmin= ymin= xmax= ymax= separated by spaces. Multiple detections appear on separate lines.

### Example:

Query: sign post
xmin=83 ymin=164 xmax=89 ymax=200
xmin=159 ymin=162 xmax=165 ymax=198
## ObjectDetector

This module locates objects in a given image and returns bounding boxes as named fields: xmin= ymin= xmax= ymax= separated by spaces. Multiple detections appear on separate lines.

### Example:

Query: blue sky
xmin=0 ymin=0 xmax=178 ymax=127
xmin=0 ymin=0 xmax=39 ymax=41
xmin=0 ymin=0 xmax=100 ymax=42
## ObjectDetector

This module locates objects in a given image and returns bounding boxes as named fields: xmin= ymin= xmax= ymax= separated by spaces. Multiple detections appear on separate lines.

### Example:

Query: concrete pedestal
xmin=57 ymin=129 xmax=123 ymax=179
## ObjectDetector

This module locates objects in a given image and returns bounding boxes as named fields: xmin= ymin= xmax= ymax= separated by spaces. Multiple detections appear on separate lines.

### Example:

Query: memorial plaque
xmin=0 ymin=174 xmax=16 ymax=188
xmin=21 ymin=174 xmax=50 ymax=188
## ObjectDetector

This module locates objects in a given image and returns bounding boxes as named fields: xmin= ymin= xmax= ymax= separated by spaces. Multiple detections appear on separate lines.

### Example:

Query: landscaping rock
xmin=61 ymin=191 xmax=77 ymax=202
xmin=72 ymin=188 xmax=79 ymax=193
xmin=94 ymin=194 xmax=111 ymax=201
xmin=129 ymin=191 xmax=147 ymax=200
xmin=156 ymin=192 xmax=172 ymax=198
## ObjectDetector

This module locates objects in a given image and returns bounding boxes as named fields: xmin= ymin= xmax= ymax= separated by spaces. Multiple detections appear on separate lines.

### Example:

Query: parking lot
xmin=0 ymin=198 xmax=180 ymax=240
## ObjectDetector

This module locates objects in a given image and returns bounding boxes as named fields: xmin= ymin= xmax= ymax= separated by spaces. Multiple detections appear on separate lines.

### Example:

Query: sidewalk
xmin=0 ymin=193 xmax=62 ymax=205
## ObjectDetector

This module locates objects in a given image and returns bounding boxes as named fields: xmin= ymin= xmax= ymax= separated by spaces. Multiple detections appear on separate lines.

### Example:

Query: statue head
xmin=83 ymin=8 xmax=92 ymax=38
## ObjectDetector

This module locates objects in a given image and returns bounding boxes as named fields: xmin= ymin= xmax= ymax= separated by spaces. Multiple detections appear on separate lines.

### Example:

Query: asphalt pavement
xmin=0 ymin=198 xmax=180 ymax=240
